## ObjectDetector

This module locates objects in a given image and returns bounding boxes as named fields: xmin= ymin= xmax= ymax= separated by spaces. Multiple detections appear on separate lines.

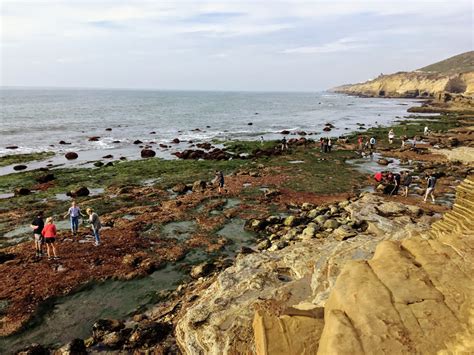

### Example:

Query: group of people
xmin=319 ymin=137 xmax=333 ymax=153
xmin=374 ymin=170 xmax=437 ymax=203
xmin=30 ymin=201 xmax=102 ymax=259
xmin=357 ymin=136 xmax=377 ymax=152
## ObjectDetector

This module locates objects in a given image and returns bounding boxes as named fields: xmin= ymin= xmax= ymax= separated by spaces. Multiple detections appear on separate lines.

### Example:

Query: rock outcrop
xmin=174 ymin=195 xmax=437 ymax=354
xmin=175 ymin=176 xmax=474 ymax=354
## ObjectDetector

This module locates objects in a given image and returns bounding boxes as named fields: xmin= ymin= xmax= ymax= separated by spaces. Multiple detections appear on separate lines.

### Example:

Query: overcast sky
xmin=1 ymin=0 xmax=472 ymax=91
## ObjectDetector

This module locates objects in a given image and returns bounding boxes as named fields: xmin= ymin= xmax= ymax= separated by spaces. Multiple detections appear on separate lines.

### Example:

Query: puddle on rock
xmin=1 ymin=220 xmax=74 ymax=248
xmin=288 ymin=160 xmax=305 ymax=164
xmin=216 ymin=219 xmax=256 ymax=256
xmin=348 ymin=153 xmax=409 ymax=175
xmin=160 ymin=221 xmax=197 ymax=241
xmin=0 ymin=265 xmax=185 ymax=353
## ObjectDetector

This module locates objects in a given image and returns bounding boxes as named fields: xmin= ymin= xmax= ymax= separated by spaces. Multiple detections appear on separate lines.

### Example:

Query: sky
xmin=0 ymin=0 xmax=472 ymax=91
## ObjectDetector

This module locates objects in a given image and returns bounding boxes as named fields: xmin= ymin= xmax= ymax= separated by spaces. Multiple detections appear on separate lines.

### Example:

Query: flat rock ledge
xmin=175 ymin=190 xmax=450 ymax=354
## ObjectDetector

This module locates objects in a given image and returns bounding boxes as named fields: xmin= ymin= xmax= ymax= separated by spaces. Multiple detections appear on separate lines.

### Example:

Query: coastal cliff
xmin=333 ymin=51 xmax=474 ymax=100
xmin=175 ymin=176 xmax=474 ymax=354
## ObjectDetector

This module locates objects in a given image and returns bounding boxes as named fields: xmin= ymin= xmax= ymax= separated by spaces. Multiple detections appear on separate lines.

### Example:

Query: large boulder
xmin=192 ymin=180 xmax=207 ymax=192
xmin=67 ymin=186 xmax=89 ymax=197
xmin=36 ymin=173 xmax=55 ymax=184
xmin=140 ymin=149 xmax=156 ymax=158
xmin=128 ymin=321 xmax=172 ymax=347
xmin=14 ymin=187 xmax=31 ymax=196
xmin=13 ymin=165 xmax=27 ymax=171
xmin=65 ymin=152 xmax=78 ymax=160
xmin=171 ymin=183 xmax=190 ymax=195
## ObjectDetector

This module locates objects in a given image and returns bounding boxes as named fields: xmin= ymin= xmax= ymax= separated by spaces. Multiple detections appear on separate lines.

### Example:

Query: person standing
xmin=63 ymin=201 xmax=85 ymax=238
xmin=281 ymin=137 xmax=288 ymax=151
xmin=388 ymin=129 xmax=395 ymax=144
xmin=30 ymin=211 xmax=44 ymax=257
xmin=401 ymin=171 xmax=412 ymax=197
xmin=357 ymin=136 xmax=363 ymax=151
xmin=86 ymin=208 xmax=102 ymax=246
xmin=215 ymin=170 xmax=226 ymax=194
xmin=424 ymin=126 xmax=429 ymax=136
xmin=327 ymin=138 xmax=332 ymax=153
xmin=42 ymin=217 xmax=58 ymax=260
xmin=369 ymin=136 xmax=376 ymax=150
xmin=424 ymin=174 xmax=437 ymax=203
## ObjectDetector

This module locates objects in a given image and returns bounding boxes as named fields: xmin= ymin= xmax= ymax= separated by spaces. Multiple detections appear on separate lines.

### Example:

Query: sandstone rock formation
xmin=174 ymin=194 xmax=437 ymax=354
xmin=176 ymin=176 xmax=473 ymax=354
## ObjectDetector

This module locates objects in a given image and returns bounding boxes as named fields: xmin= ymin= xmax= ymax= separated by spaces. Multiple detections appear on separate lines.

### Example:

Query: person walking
xmin=327 ymin=138 xmax=332 ymax=153
xmin=30 ymin=211 xmax=44 ymax=257
xmin=215 ymin=170 xmax=226 ymax=194
xmin=401 ymin=171 xmax=412 ymax=197
xmin=42 ymin=217 xmax=58 ymax=260
xmin=63 ymin=201 xmax=85 ymax=238
xmin=388 ymin=129 xmax=395 ymax=144
xmin=260 ymin=136 xmax=264 ymax=146
xmin=86 ymin=208 xmax=102 ymax=246
xmin=281 ymin=137 xmax=288 ymax=151
xmin=424 ymin=174 xmax=437 ymax=203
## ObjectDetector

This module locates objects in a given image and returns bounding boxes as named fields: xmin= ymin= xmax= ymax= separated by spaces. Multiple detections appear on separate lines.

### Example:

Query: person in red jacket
xmin=42 ymin=217 xmax=58 ymax=260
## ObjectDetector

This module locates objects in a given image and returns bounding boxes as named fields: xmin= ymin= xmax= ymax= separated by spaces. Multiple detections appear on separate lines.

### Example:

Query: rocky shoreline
xmin=1 ymin=101 xmax=473 ymax=353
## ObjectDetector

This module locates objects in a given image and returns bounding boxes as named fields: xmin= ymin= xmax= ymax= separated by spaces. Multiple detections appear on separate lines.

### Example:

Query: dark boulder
xmin=6 ymin=145 xmax=18 ymax=149
xmin=13 ymin=165 xmax=27 ymax=171
xmin=159 ymin=144 xmax=169 ymax=148
xmin=102 ymin=154 xmax=113 ymax=159
xmin=192 ymin=180 xmax=207 ymax=192
xmin=133 ymin=140 xmax=143 ymax=145
xmin=172 ymin=138 xmax=180 ymax=144
xmin=93 ymin=161 xmax=104 ymax=167
xmin=280 ymin=130 xmax=290 ymax=135
xmin=247 ymin=122 xmax=253 ymax=126
xmin=140 ymin=149 xmax=156 ymax=158
xmin=59 ymin=140 xmax=71 ymax=145
xmin=88 ymin=136 xmax=100 ymax=142
xmin=65 ymin=152 xmax=78 ymax=160
xmin=323 ymin=127 xmax=331 ymax=132
xmin=14 ymin=188 xmax=31 ymax=196
xmin=105 ymin=128 xmax=112 ymax=131
xmin=128 ymin=321 xmax=172 ymax=347
xmin=67 ymin=186 xmax=89 ymax=197
xmin=171 ymin=183 xmax=190 ymax=195
xmin=58 ymin=339 xmax=87 ymax=354
xmin=36 ymin=173 xmax=55 ymax=184
xmin=104 ymin=162 xmax=114 ymax=167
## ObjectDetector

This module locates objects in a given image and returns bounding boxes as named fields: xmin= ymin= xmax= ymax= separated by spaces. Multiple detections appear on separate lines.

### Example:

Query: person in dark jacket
xmin=30 ymin=211 xmax=44 ymax=257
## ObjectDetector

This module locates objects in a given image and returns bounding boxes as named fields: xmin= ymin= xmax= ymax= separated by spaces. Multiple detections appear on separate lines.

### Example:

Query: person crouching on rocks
xmin=86 ymin=208 xmax=102 ymax=246
xmin=42 ymin=217 xmax=58 ymax=260
xmin=30 ymin=211 xmax=44 ymax=258
xmin=63 ymin=201 xmax=85 ymax=239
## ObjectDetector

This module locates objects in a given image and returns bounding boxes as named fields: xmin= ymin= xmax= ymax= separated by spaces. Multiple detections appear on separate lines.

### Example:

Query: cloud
xmin=282 ymin=37 xmax=369 ymax=54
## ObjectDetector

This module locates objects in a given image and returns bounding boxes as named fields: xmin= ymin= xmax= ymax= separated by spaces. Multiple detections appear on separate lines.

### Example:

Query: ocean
xmin=1 ymin=88 xmax=417 ymax=166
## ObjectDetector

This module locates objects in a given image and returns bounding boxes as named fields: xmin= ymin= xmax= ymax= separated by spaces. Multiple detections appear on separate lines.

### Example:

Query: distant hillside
xmin=333 ymin=51 xmax=474 ymax=99
xmin=418 ymin=51 xmax=474 ymax=74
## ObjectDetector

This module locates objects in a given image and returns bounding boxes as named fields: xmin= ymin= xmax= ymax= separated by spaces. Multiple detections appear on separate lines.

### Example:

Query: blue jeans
xmin=70 ymin=216 xmax=79 ymax=234
xmin=92 ymin=228 xmax=100 ymax=244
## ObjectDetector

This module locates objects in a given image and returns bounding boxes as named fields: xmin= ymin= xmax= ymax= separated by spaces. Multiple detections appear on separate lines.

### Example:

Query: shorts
xmin=34 ymin=234 xmax=43 ymax=242
xmin=44 ymin=237 xmax=56 ymax=244
xmin=219 ymin=180 xmax=224 ymax=188
xmin=426 ymin=187 xmax=434 ymax=194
